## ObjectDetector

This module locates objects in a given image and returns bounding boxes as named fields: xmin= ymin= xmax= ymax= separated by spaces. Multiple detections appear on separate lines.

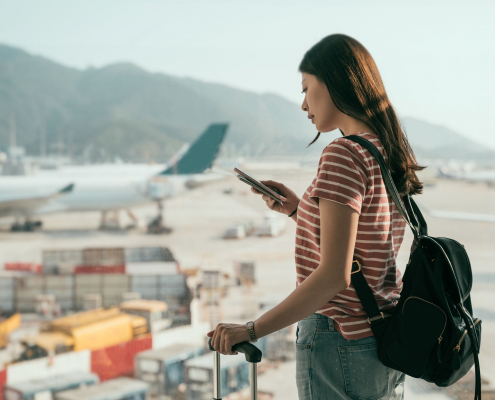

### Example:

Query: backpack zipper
xmin=453 ymin=318 xmax=480 ymax=352
xmin=402 ymin=296 xmax=447 ymax=343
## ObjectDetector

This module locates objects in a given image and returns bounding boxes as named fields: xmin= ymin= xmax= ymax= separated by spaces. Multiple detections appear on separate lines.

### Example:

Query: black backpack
xmin=346 ymin=135 xmax=482 ymax=400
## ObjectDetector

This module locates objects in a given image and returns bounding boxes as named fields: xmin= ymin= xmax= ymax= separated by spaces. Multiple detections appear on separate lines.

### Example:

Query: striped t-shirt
xmin=295 ymin=131 xmax=406 ymax=340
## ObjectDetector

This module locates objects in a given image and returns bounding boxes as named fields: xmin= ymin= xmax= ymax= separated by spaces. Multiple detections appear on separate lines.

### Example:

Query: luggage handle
xmin=208 ymin=338 xmax=262 ymax=363
xmin=208 ymin=338 xmax=263 ymax=400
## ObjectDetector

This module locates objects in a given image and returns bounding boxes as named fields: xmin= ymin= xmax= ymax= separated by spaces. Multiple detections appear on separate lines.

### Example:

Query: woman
xmin=207 ymin=34 xmax=425 ymax=399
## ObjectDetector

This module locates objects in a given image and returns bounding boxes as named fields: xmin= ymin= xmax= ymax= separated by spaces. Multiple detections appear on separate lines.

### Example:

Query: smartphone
xmin=234 ymin=167 xmax=286 ymax=205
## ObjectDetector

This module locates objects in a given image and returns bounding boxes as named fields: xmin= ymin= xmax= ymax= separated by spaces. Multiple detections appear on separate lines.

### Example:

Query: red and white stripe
xmin=295 ymin=132 xmax=406 ymax=340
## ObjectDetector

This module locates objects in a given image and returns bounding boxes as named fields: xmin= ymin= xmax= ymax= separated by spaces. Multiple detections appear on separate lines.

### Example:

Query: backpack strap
xmin=351 ymin=260 xmax=386 ymax=326
xmin=345 ymin=135 xmax=422 ymax=239
xmin=458 ymin=306 xmax=482 ymax=400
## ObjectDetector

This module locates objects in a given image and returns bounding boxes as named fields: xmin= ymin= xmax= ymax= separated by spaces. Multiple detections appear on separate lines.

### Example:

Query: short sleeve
xmin=309 ymin=140 xmax=368 ymax=215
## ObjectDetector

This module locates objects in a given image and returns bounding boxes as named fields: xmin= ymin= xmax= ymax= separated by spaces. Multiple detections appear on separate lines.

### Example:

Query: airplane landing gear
xmin=99 ymin=210 xmax=121 ymax=231
xmin=147 ymin=200 xmax=172 ymax=234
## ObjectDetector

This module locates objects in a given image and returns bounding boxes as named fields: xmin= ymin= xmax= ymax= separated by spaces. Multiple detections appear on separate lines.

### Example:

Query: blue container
xmin=135 ymin=343 xmax=204 ymax=397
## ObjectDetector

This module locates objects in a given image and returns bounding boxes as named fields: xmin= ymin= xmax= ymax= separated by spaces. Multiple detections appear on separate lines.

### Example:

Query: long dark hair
xmin=299 ymin=34 xmax=425 ymax=196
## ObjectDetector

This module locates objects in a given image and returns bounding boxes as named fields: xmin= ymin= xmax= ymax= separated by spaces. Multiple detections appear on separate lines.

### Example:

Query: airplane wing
xmin=416 ymin=199 xmax=495 ymax=223
xmin=426 ymin=210 xmax=495 ymax=223
xmin=0 ymin=183 xmax=74 ymax=216
xmin=159 ymin=123 xmax=229 ymax=175
xmin=184 ymin=172 xmax=226 ymax=189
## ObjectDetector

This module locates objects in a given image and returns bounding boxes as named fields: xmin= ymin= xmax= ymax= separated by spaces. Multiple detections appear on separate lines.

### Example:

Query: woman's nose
xmin=301 ymin=100 xmax=307 ymax=112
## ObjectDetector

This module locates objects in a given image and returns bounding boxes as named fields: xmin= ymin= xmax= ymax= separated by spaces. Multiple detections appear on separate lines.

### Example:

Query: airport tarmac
xmin=0 ymin=169 xmax=494 ymax=399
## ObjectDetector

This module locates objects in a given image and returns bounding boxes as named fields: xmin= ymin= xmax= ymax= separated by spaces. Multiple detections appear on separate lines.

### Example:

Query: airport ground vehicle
xmin=135 ymin=343 xmax=204 ymax=398
xmin=3 ymin=372 xmax=99 ymax=400
xmin=0 ymin=311 xmax=21 ymax=348
xmin=120 ymin=299 xmax=171 ymax=333
xmin=26 ymin=307 xmax=148 ymax=355
xmin=55 ymin=377 xmax=149 ymax=400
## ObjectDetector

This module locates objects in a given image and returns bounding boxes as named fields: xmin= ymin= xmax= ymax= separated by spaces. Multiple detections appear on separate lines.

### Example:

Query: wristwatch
xmin=245 ymin=321 xmax=258 ymax=343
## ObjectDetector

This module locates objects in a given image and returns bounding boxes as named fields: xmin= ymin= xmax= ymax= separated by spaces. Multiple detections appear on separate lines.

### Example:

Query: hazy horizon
xmin=1 ymin=0 xmax=494 ymax=148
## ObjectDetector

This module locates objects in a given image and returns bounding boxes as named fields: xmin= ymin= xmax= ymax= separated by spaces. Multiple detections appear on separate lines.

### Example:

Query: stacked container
xmin=135 ymin=343 xmax=204 ymax=397
xmin=42 ymin=250 xmax=83 ymax=275
xmin=15 ymin=275 xmax=75 ymax=312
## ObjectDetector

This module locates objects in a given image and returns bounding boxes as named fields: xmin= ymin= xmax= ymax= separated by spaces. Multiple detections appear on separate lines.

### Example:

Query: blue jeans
xmin=296 ymin=313 xmax=406 ymax=400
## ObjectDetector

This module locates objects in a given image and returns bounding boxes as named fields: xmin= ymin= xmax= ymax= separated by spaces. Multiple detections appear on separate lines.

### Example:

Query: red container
xmin=4 ymin=262 xmax=42 ymax=273
xmin=74 ymin=265 xmax=125 ymax=274
xmin=91 ymin=335 xmax=152 ymax=381
xmin=0 ymin=369 xmax=7 ymax=400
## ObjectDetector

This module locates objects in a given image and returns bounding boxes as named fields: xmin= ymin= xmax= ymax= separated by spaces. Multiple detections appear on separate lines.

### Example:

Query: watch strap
xmin=246 ymin=321 xmax=257 ymax=342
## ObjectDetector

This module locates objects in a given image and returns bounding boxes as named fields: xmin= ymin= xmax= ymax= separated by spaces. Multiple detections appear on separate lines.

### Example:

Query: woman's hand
xmin=207 ymin=323 xmax=252 ymax=355
xmin=251 ymin=180 xmax=300 ymax=216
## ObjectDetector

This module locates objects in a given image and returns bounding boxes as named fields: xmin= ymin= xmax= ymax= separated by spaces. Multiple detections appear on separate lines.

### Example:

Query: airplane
xmin=0 ymin=123 xmax=229 ymax=232
xmin=436 ymin=167 xmax=495 ymax=187
xmin=415 ymin=197 xmax=495 ymax=224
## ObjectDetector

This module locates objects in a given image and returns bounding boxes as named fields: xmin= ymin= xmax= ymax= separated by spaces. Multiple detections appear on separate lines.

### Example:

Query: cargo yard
xmin=0 ymin=167 xmax=494 ymax=399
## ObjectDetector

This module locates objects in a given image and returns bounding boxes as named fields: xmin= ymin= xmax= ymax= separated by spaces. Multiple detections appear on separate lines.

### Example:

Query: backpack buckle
xmin=368 ymin=312 xmax=385 ymax=324
xmin=351 ymin=260 xmax=361 ymax=274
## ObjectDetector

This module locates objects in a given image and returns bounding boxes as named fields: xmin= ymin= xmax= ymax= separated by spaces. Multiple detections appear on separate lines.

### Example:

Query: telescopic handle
xmin=208 ymin=338 xmax=262 ymax=400
xmin=208 ymin=338 xmax=262 ymax=363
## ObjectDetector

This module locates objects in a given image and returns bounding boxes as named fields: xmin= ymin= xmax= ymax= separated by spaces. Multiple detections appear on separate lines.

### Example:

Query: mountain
xmin=0 ymin=43 xmax=493 ymax=163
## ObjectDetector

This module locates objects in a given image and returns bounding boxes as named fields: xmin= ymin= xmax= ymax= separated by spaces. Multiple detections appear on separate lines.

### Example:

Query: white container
xmin=125 ymin=262 xmax=178 ymax=276
xmin=6 ymin=350 xmax=91 ymax=385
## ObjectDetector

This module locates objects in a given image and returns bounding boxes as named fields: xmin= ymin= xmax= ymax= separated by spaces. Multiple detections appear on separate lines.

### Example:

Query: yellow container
xmin=71 ymin=314 xmax=133 ymax=351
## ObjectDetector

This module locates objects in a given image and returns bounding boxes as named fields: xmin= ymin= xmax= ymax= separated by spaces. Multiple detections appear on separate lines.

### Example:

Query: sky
xmin=1 ymin=0 xmax=495 ymax=148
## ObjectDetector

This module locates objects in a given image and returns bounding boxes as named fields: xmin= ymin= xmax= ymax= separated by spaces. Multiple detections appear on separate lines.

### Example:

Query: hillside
xmin=0 ymin=43 xmax=492 ymax=163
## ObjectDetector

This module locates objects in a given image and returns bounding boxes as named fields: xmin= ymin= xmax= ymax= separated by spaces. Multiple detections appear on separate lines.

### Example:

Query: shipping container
xmin=129 ymin=274 xmax=188 ymax=301
xmin=82 ymin=248 xmax=124 ymax=266
xmin=135 ymin=343 xmax=204 ymax=397
xmin=75 ymin=275 xmax=129 ymax=310
xmin=71 ymin=314 xmax=134 ymax=351
xmin=42 ymin=250 xmax=83 ymax=274
xmin=51 ymin=307 xmax=121 ymax=334
xmin=4 ymin=263 xmax=42 ymax=274
xmin=4 ymin=372 xmax=98 ymax=400
xmin=202 ymin=270 xmax=220 ymax=289
xmin=124 ymin=247 xmax=176 ymax=263
xmin=90 ymin=335 xmax=152 ymax=382
xmin=55 ymin=377 xmax=149 ymax=400
xmin=0 ymin=369 xmax=6 ymax=400
xmin=158 ymin=274 xmax=188 ymax=298
xmin=234 ymin=262 xmax=256 ymax=285
xmin=126 ymin=261 xmax=178 ymax=275
xmin=0 ymin=312 xmax=21 ymax=348
xmin=184 ymin=352 xmax=250 ymax=400
xmin=0 ymin=277 xmax=14 ymax=311
xmin=15 ymin=276 xmax=74 ymax=312
xmin=152 ymin=321 xmax=210 ymax=350
xmin=120 ymin=299 xmax=170 ymax=333
xmin=6 ymin=350 xmax=91 ymax=385
xmin=74 ymin=265 xmax=125 ymax=274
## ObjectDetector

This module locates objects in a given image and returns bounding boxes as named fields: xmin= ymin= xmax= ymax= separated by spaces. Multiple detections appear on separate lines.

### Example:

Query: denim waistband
xmin=300 ymin=312 xmax=335 ymax=331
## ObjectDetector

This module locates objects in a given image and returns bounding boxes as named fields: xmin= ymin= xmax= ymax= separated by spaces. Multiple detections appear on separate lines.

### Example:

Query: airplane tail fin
xmin=59 ymin=183 xmax=75 ymax=194
xmin=159 ymin=123 xmax=229 ymax=175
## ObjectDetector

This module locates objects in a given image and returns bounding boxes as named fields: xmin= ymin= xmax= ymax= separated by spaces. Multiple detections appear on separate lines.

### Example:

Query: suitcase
xmin=208 ymin=337 xmax=263 ymax=400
